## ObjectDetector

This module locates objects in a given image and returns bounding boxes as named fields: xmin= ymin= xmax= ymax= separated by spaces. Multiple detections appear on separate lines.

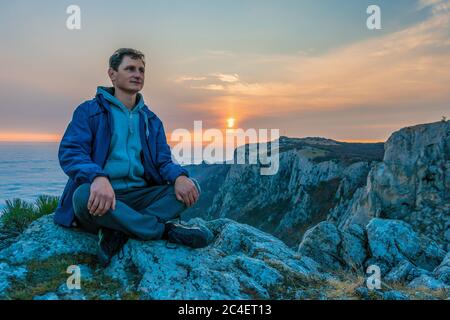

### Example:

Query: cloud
xmin=167 ymin=0 xmax=450 ymax=140
xmin=191 ymin=84 xmax=226 ymax=91
xmin=173 ymin=76 xmax=207 ymax=83
xmin=417 ymin=0 xmax=450 ymax=14
xmin=211 ymin=73 xmax=240 ymax=83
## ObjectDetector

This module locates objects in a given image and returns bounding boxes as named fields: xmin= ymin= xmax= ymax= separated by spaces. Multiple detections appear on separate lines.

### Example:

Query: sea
xmin=0 ymin=142 xmax=67 ymax=212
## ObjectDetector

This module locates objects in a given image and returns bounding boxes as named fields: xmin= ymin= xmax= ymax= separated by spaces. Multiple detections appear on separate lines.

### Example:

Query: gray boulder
xmin=366 ymin=218 xmax=445 ymax=274
xmin=408 ymin=275 xmax=449 ymax=291
xmin=433 ymin=252 xmax=450 ymax=284
xmin=298 ymin=221 xmax=367 ymax=272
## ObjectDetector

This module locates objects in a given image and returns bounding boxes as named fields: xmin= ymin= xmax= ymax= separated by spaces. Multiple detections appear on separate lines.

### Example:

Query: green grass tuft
xmin=0 ymin=195 xmax=60 ymax=233
xmin=35 ymin=195 xmax=60 ymax=215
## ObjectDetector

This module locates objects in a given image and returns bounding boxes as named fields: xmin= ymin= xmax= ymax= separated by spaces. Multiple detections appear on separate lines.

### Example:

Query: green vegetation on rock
xmin=0 ymin=195 xmax=59 ymax=233
xmin=5 ymin=253 xmax=140 ymax=300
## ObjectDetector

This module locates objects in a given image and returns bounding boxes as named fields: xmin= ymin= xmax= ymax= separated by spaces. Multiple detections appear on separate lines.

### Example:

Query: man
xmin=55 ymin=48 xmax=211 ymax=267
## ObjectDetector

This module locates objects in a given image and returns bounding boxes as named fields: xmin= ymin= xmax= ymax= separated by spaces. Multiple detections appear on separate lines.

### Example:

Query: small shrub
xmin=0 ymin=195 xmax=60 ymax=233
xmin=1 ymin=199 xmax=39 ymax=233
xmin=35 ymin=195 xmax=60 ymax=215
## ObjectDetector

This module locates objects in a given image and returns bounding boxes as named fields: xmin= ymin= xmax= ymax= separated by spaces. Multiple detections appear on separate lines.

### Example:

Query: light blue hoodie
xmin=96 ymin=86 xmax=147 ymax=191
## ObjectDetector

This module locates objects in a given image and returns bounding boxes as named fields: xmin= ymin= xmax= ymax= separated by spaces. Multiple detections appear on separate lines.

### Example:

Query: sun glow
xmin=226 ymin=118 xmax=235 ymax=128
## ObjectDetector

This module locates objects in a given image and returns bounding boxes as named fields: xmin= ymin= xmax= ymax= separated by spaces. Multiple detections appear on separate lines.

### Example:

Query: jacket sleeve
xmin=59 ymin=104 xmax=108 ymax=185
xmin=155 ymin=120 xmax=189 ymax=184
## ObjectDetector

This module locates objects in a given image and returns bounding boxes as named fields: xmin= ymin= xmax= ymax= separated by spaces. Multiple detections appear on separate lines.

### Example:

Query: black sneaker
xmin=163 ymin=222 xmax=211 ymax=249
xmin=97 ymin=228 xmax=129 ymax=267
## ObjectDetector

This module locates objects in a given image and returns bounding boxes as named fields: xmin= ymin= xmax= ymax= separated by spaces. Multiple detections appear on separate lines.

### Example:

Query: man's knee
xmin=72 ymin=183 xmax=91 ymax=216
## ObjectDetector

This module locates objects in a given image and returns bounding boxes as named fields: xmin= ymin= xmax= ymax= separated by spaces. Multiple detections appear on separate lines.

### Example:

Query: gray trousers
xmin=72 ymin=178 xmax=201 ymax=240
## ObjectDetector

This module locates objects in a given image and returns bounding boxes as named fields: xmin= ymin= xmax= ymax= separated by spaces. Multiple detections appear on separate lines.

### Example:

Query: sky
xmin=0 ymin=0 xmax=449 ymax=143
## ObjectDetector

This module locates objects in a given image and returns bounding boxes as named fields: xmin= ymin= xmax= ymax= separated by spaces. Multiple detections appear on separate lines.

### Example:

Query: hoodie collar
xmin=96 ymin=86 xmax=145 ymax=113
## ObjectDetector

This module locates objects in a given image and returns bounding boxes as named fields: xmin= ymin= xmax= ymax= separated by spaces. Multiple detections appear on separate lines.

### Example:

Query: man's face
xmin=108 ymin=56 xmax=145 ymax=94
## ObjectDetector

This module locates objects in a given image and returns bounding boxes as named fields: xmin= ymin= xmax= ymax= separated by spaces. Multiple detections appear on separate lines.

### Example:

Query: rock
xmin=298 ymin=222 xmax=343 ymax=271
xmin=354 ymin=287 xmax=384 ymax=300
xmin=384 ymin=260 xmax=430 ymax=283
xmin=0 ymin=262 xmax=27 ymax=297
xmin=298 ymin=221 xmax=367 ymax=272
xmin=57 ymin=283 xmax=87 ymax=300
xmin=0 ymin=214 xmax=324 ymax=300
xmin=338 ymin=121 xmax=450 ymax=249
xmin=366 ymin=218 xmax=445 ymax=274
xmin=355 ymin=287 xmax=370 ymax=299
xmin=0 ymin=215 xmax=98 ymax=264
xmin=434 ymin=252 xmax=450 ymax=284
xmin=382 ymin=290 xmax=409 ymax=300
xmin=131 ymin=219 xmax=321 ymax=299
xmin=33 ymin=292 xmax=59 ymax=300
xmin=340 ymin=224 xmax=368 ymax=270
xmin=294 ymin=289 xmax=327 ymax=300
xmin=408 ymin=275 xmax=449 ymax=291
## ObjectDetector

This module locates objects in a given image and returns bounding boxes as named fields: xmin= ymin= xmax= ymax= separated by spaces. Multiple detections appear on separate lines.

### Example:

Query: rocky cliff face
xmin=186 ymin=121 xmax=449 ymax=251
xmin=186 ymin=138 xmax=383 ymax=247
xmin=333 ymin=121 xmax=450 ymax=249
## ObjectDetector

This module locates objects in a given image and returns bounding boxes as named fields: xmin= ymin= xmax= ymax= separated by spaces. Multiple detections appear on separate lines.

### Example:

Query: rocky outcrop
xmin=0 ymin=214 xmax=326 ymax=300
xmin=365 ymin=219 xmax=445 ymax=274
xmin=200 ymin=144 xmax=378 ymax=246
xmin=298 ymin=218 xmax=448 ymax=293
xmin=335 ymin=121 xmax=450 ymax=249
xmin=187 ymin=121 xmax=448 ymax=252
xmin=1 ymin=214 xmax=447 ymax=300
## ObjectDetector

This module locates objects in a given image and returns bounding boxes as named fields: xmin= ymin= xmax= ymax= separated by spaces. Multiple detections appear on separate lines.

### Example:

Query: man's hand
xmin=88 ymin=176 xmax=116 ymax=216
xmin=174 ymin=176 xmax=199 ymax=207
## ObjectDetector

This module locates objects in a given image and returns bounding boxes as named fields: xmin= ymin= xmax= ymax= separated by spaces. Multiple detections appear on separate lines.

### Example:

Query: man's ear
xmin=108 ymin=67 xmax=116 ymax=82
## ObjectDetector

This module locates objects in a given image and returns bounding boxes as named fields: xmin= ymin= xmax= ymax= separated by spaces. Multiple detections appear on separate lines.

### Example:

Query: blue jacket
xmin=54 ymin=90 xmax=189 ymax=227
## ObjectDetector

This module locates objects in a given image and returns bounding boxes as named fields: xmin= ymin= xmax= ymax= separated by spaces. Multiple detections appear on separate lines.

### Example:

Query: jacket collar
xmin=95 ymin=86 xmax=157 ymax=119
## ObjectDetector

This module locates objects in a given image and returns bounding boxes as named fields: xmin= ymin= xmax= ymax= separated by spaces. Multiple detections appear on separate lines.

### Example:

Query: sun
xmin=227 ymin=118 xmax=235 ymax=128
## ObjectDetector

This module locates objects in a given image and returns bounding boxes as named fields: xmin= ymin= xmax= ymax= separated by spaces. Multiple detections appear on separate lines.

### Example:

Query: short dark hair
xmin=109 ymin=48 xmax=145 ymax=71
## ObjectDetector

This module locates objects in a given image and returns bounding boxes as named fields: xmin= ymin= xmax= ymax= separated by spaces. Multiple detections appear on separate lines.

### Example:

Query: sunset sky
xmin=0 ymin=0 xmax=449 ymax=143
